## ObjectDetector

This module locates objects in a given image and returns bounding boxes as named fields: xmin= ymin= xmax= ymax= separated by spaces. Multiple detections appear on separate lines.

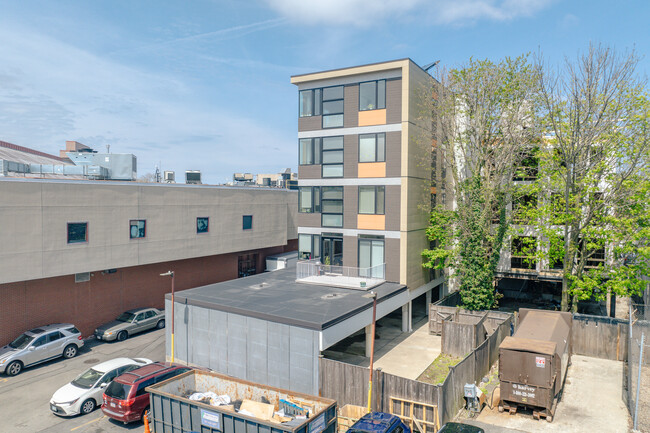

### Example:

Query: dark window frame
xmin=358 ymin=133 xmax=386 ymax=163
xmin=196 ymin=217 xmax=209 ymax=234
xmin=298 ymin=233 xmax=321 ymax=260
xmin=321 ymin=186 xmax=344 ymax=228
xmin=299 ymin=138 xmax=322 ymax=166
xmin=129 ymin=219 xmax=146 ymax=239
xmin=67 ymin=222 xmax=88 ymax=244
xmin=358 ymin=186 xmax=385 ymax=215
xmin=299 ymin=186 xmax=321 ymax=213
xmin=321 ymin=136 xmax=344 ymax=178
xmin=321 ymin=85 xmax=344 ymax=128
xmin=242 ymin=215 xmax=253 ymax=230
xmin=358 ymin=235 xmax=385 ymax=278
xmin=359 ymin=80 xmax=386 ymax=111
xmin=511 ymin=236 xmax=537 ymax=270
xmin=299 ymin=88 xmax=322 ymax=118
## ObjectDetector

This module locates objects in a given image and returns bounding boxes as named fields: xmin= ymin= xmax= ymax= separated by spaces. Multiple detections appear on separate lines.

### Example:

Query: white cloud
xmin=0 ymin=23 xmax=295 ymax=184
xmin=264 ymin=0 xmax=554 ymax=26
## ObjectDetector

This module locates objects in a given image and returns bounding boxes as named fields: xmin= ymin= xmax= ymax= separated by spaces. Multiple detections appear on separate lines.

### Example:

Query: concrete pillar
xmin=425 ymin=290 xmax=432 ymax=316
xmin=401 ymin=302 xmax=412 ymax=332
xmin=365 ymin=325 xmax=372 ymax=358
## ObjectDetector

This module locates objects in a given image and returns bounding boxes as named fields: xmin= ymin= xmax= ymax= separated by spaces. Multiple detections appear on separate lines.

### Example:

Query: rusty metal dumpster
xmin=498 ymin=309 xmax=572 ymax=422
xmin=147 ymin=369 xmax=337 ymax=433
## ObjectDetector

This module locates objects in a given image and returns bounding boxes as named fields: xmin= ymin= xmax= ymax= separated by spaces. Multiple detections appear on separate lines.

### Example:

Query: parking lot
xmin=0 ymin=327 xmax=165 ymax=433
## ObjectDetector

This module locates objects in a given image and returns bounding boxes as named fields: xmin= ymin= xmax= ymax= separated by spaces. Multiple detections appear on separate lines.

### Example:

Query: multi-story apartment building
xmin=291 ymin=59 xmax=444 ymax=321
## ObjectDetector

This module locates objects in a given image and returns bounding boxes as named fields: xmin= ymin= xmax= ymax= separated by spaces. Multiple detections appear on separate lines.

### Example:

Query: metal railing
xmin=296 ymin=259 xmax=385 ymax=288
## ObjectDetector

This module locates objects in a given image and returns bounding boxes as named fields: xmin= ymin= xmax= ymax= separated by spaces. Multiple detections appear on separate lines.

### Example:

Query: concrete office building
xmin=0 ymin=178 xmax=297 ymax=346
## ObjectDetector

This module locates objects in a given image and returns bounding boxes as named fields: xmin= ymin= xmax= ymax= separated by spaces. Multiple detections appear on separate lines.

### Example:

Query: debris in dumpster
xmin=240 ymin=399 xmax=275 ymax=421
xmin=187 ymin=391 xmax=231 ymax=407
xmin=280 ymin=398 xmax=308 ymax=417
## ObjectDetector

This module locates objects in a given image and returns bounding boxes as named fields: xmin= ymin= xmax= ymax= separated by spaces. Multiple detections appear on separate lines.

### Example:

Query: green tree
xmin=533 ymin=44 xmax=650 ymax=312
xmin=422 ymin=55 xmax=539 ymax=310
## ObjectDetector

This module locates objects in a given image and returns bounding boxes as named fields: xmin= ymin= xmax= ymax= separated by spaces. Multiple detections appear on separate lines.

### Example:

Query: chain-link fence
xmin=628 ymin=303 xmax=650 ymax=432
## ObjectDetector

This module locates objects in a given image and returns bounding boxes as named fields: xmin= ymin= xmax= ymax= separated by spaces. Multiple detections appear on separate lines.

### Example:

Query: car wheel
xmin=63 ymin=344 xmax=78 ymax=359
xmin=6 ymin=361 xmax=22 ymax=376
xmin=156 ymin=319 xmax=165 ymax=329
xmin=80 ymin=399 xmax=95 ymax=415
xmin=117 ymin=331 xmax=128 ymax=342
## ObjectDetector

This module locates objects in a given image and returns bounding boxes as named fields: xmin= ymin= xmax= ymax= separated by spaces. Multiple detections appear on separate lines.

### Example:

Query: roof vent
xmin=321 ymin=293 xmax=346 ymax=300
xmin=249 ymin=282 xmax=269 ymax=290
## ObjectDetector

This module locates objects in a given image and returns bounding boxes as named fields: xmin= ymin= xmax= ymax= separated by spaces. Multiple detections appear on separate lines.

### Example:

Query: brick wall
xmin=0 ymin=240 xmax=297 ymax=346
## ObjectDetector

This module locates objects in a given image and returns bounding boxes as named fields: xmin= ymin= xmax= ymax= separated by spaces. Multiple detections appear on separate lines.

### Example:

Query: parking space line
xmin=0 ymin=378 xmax=7 ymax=383
xmin=70 ymin=415 xmax=105 ymax=431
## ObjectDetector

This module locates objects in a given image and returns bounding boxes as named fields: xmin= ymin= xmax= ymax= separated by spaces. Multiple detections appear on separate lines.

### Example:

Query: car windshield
xmin=9 ymin=333 xmax=34 ymax=349
xmin=116 ymin=312 xmax=136 ymax=323
xmin=72 ymin=368 xmax=103 ymax=389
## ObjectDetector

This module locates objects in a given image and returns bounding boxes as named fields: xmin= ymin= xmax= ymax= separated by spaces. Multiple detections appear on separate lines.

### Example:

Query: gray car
xmin=0 ymin=324 xmax=84 ymax=376
xmin=94 ymin=308 xmax=164 ymax=342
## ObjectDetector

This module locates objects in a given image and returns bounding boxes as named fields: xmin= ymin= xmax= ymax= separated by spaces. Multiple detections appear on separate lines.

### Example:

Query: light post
xmin=362 ymin=291 xmax=378 ymax=413
xmin=160 ymin=270 xmax=175 ymax=362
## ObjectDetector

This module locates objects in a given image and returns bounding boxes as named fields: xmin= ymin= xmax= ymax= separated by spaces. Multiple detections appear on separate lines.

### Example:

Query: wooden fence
xmin=572 ymin=313 xmax=628 ymax=361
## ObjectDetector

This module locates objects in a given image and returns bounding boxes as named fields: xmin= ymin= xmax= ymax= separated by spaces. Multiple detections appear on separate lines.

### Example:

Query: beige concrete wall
xmin=0 ymin=180 xmax=297 ymax=284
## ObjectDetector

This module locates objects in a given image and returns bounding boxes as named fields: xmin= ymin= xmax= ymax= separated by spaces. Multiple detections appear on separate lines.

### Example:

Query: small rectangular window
xmin=321 ymin=186 xmax=343 ymax=228
xmin=197 ymin=217 xmax=209 ymax=233
xmin=67 ymin=222 xmax=88 ymax=244
xmin=130 ymin=220 xmax=146 ymax=239
xmin=299 ymin=187 xmax=313 ymax=213
xmin=322 ymin=86 xmax=344 ymax=128
xmin=243 ymin=215 xmax=253 ymax=230
xmin=321 ymin=136 xmax=344 ymax=178
xmin=359 ymin=133 xmax=386 ymax=163
xmin=75 ymin=272 xmax=91 ymax=283
xmin=299 ymin=138 xmax=322 ymax=165
xmin=299 ymin=90 xmax=313 ymax=117
xmin=359 ymin=80 xmax=386 ymax=111
xmin=359 ymin=186 xmax=385 ymax=215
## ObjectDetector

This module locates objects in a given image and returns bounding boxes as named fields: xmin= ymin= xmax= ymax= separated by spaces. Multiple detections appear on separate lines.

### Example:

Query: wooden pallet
xmin=389 ymin=397 xmax=441 ymax=433
xmin=498 ymin=399 xmax=556 ymax=423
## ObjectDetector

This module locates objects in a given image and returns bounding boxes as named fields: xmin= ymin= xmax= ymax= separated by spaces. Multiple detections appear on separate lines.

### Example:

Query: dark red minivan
xmin=102 ymin=362 xmax=192 ymax=424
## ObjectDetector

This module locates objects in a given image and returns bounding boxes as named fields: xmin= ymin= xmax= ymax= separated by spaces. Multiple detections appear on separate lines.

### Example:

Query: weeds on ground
xmin=417 ymin=353 xmax=463 ymax=384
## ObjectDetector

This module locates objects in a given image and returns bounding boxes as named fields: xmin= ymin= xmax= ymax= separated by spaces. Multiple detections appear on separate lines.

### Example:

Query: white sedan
xmin=50 ymin=357 xmax=152 ymax=416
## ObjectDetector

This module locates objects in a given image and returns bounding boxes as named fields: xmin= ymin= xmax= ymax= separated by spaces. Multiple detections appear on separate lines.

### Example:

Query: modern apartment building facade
xmin=291 ymin=59 xmax=444 ymax=318
xmin=0 ymin=178 xmax=297 ymax=346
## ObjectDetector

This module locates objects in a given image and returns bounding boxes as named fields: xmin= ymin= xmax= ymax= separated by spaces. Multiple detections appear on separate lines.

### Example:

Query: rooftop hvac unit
xmin=164 ymin=171 xmax=175 ymax=183
xmin=186 ymin=170 xmax=202 ymax=184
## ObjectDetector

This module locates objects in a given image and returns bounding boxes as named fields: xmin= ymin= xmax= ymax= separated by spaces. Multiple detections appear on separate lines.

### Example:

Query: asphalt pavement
xmin=0 ymin=327 xmax=165 ymax=433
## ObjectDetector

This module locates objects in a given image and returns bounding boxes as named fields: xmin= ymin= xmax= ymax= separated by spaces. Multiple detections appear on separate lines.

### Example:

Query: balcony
xmin=295 ymin=259 xmax=385 ymax=290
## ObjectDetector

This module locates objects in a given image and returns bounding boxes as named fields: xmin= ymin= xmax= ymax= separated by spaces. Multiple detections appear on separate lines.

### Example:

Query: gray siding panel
xmin=289 ymin=327 xmax=317 ymax=395
xmin=267 ymin=322 xmax=290 ymax=389
xmin=343 ymin=235 xmax=358 ymax=269
xmin=344 ymin=135 xmax=358 ymax=178
xmin=297 ymin=212 xmax=321 ymax=228
xmin=227 ymin=314 xmax=248 ymax=380
xmin=209 ymin=309 xmax=229 ymax=373
xmin=246 ymin=317 xmax=269 ymax=384
xmin=385 ymin=185 xmax=401 ymax=231
xmin=298 ymin=116 xmax=322 ymax=132
xmin=385 ymin=237 xmax=400 ymax=283
xmin=192 ymin=306 xmax=211 ymax=367
xmin=343 ymin=185 xmax=357 ymax=230
xmin=386 ymin=79 xmax=402 ymax=124
xmin=386 ymin=131 xmax=402 ymax=178
xmin=344 ymin=85 xmax=359 ymax=128
xmin=298 ymin=164 xmax=322 ymax=179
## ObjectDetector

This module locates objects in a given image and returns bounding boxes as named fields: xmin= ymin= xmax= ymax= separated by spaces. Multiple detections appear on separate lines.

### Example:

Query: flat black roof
xmin=165 ymin=266 xmax=406 ymax=331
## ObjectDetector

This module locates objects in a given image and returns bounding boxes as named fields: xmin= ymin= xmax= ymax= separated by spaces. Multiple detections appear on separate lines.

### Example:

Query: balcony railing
xmin=295 ymin=259 xmax=385 ymax=290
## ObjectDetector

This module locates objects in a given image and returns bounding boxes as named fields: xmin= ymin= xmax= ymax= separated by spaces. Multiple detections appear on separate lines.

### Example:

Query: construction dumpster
xmin=147 ymin=369 xmax=337 ymax=433
xmin=498 ymin=309 xmax=572 ymax=422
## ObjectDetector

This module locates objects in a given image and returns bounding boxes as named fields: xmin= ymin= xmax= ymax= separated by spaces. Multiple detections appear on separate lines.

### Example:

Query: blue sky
xmin=0 ymin=0 xmax=648 ymax=184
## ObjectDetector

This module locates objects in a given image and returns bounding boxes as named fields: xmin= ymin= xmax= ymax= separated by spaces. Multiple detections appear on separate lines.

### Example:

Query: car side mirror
xmin=100 ymin=383 xmax=108 ymax=388
xmin=28 ymin=346 xmax=36 ymax=351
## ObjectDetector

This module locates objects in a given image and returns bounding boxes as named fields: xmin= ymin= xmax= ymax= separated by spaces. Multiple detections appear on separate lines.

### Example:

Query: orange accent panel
xmin=358 ymin=109 xmax=387 ymax=126
xmin=357 ymin=214 xmax=385 ymax=230
xmin=358 ymin=162 xmax=386 ymax=178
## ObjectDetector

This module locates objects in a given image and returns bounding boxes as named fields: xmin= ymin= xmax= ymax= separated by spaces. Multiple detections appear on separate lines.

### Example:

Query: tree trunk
xmin=561 ymin=275 xmax=569 ymax=312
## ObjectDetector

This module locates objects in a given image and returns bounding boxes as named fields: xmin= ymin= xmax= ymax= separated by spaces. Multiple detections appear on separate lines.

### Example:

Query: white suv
xmin=0 ymin=324 xmax=84 ymax=376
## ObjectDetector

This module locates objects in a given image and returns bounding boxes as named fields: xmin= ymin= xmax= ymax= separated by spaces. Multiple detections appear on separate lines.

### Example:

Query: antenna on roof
xmin=423 ymin=60 xmax=440 ymax=72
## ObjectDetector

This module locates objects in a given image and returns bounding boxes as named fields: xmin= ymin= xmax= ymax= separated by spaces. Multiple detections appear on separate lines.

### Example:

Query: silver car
xmin=0 ymin=324 xmax=84 ymax=376
xmin=94 ymin=308 xmax=164 ymax=342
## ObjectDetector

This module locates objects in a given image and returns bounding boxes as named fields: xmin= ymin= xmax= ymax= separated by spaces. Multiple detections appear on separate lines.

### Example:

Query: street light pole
xmin=363 ymin=291 xmax=378 ymax=413
xmin=160 ymin=271 xmax=175 ymax=363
